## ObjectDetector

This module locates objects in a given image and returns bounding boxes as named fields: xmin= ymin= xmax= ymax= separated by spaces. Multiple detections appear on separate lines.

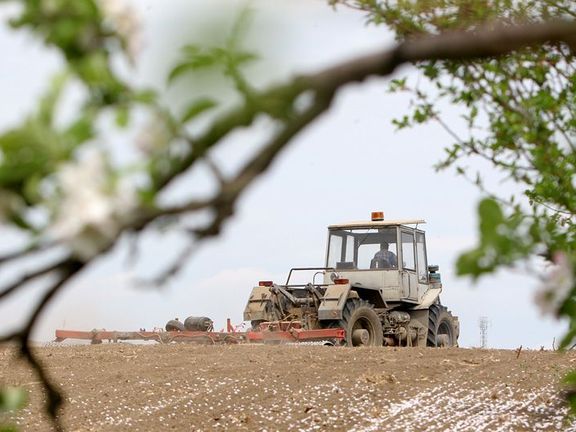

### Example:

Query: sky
xmin=0 ymin=0 xmax=568 ymax=349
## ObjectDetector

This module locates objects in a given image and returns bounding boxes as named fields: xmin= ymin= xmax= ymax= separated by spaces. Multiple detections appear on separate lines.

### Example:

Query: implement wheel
xmin=251 ymin=320 xmax=265 ymax=331
xmin=165 ymin=319 xmax=185 ymax=332
xmin=338 ymin=299 xmax=383 ymax=347
xmin=427 ymin=304 xmax=459 ymax=347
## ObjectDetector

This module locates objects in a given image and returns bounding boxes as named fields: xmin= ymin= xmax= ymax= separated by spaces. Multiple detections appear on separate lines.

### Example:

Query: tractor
xmin=243 ymin=212 xmax=459 ymax=347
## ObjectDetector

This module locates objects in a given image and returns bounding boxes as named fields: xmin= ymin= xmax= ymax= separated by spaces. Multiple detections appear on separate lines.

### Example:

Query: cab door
xmin=400 ymin=230 xmax=418 ymax=301
xmin=415 ymin=230 xmax=429 ymax=299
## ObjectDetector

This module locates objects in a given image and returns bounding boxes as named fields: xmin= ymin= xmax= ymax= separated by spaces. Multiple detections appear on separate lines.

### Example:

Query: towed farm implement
xmin=54 ymin=319 xmax=345 ymax=345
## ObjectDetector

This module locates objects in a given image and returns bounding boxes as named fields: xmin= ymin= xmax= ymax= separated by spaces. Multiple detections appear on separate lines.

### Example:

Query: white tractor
xmin=244 ymin=212 xmax=459 ymax=347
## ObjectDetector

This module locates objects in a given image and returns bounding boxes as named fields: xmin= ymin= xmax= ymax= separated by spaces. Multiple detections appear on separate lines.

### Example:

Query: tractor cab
xmin=324 ymin=212 xmax=433 ymax=304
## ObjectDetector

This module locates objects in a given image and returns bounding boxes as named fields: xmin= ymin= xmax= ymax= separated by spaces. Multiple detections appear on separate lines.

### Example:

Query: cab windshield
xmin=326 ymin=227 xmax=398 ymax=270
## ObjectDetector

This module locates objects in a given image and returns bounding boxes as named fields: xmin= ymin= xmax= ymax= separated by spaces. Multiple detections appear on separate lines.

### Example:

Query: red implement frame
xmin=54 ymin=327 xmax=344 ymax=345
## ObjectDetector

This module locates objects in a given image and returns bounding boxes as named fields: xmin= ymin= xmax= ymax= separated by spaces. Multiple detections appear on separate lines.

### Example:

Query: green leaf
xmin=168 ymin=62 xmax=197 ymax=84
xmin=0 ymin=387 xmax=27 ymax=412
xmin=23 ymin=175 xmax=42 ymax=205
xmin=0 ymin=125 xmax=53 ymax=189
xmin=133 ymin=89 xmax=157 ymax=105
xmin=180 ymin=98 xmax=217 ymax=123
xmin=230 ymin=51 xmax=258 ymax=67
xmin=565 ymin=370 xmax=576 ymax=385
xmin=388 ymin=78 xmax=407 ymax=92
xmin=226 ymin=6 xmax=254 ymax=51
xmin=64 ymin=114 xmax=95 ymax=145
xmin=168 ymin=48 xmax=225 ymax=83
xmin=37 ymin=72 xmax=69 ymax=126
xmin=423 ymin=62 xmax=439 ymax=79
xmin=138 ymin=188 xmax=157 ymax=207
xmin=478 ymin=198 xmax=504 ymax=242
xmin=560 ymin=325 xmax=576 ymax=350
xmin=115 ymin=106 xmax=130 ymax=128
xmin=456 ymin=248 xmax=487 ymax=277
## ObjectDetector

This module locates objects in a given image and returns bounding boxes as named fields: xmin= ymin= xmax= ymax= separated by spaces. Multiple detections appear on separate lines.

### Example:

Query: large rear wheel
xmin=427 ymin=304 xmax=459 ymax=347
xmin=337 ymin=299 xmax=383 ymax=347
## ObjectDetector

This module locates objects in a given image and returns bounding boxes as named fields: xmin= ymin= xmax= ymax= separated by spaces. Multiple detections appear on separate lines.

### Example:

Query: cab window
xmin=401 ymin=232 xmax=415 ymax=271
xmin=327 ymin=227 xmax=398 ymax=270
xmin=416 ymin=232 xmax=428 ymax=282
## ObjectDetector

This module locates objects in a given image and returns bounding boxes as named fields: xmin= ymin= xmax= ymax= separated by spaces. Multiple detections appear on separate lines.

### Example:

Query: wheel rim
xmin=351 ymin=317 xmax=376 ymax=346
xmin=437 ymin=320 xmax=453 ymax=347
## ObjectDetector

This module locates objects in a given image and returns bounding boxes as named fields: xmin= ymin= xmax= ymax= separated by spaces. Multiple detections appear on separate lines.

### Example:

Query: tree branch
xmin=136 ymin=236 xmax=201 ymax=288
xmin=1 ymin=259 xmax=84 ymax=432
xmin=154 ymin=19 xmax=576 ymax=194
xmin=0 ymin=257 xmax=69 ymax=301
xmin=398 ymin=20 xmax=576 ymax=61
xmin=158 ymin=19 xmax=576 ymax=238
xmin=0 ymin=241 xmax=56 ymax=265
xmin=140 ymin=18 xmax=576 ymax=246
xmin=194 ymin=88 xmax=336 ymax=238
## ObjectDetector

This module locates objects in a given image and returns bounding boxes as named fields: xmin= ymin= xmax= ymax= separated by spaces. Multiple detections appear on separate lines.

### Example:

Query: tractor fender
xmin=243 ymin=286 xmax=274 ymax=322
xmin=318 ymin=283 xmax=357 ymax=321
xmin=411 ymin=286 xmax=442 ymax=310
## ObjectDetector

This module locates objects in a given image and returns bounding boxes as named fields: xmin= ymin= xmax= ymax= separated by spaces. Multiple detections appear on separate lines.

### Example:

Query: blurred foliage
xmin=2 ymin=0 xmax=576 ymax=425
xmin=0 ymin=0 xmax=133 ymax=233
xmin=0 ymin=1 xmax=260 ymax=246
xmin=332 ymin=0 xmax=576 ymax=409
xmin=333 ymin=0 xmax=576 ymax=343
xmin=564 ymin=370 xmax=576 ymax=414
xmin=0 ymin=1 xmax=279 ymax=426
xmin=0 ymin=387 xmax=27 ymax=432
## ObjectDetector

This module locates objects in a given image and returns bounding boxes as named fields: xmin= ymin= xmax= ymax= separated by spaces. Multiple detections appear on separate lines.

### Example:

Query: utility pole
xmin=479 ymin=316 xmax=489 ymax=348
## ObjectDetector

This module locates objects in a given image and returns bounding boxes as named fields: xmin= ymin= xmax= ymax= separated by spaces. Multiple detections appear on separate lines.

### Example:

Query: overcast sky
xmin=0 ymin=0 xmax=567 ymax=348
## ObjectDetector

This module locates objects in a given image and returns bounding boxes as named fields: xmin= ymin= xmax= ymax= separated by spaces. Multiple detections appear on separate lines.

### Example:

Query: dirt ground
xmin=1 ymin=344 xmax=576 ymax=431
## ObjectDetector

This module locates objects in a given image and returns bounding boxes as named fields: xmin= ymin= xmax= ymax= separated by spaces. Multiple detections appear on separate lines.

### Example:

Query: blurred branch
xmin=195 ymin=90 xmax=336 ymax=238
xmin=0 ymin=257 xmax=69 ymax=301
xmin=0 ymin=241 xmax=56 ymax=265
xmin=155 ymin=18 xmax=576 ymax=235
xmin=137 ymin=236 xmax=201 ymax=288
xmin=205 ymin=156 xmax=227 ymax=186
xmin=1 ymin=259 xmax=84 ymax=432
xmin=150 ymin=199 xmax=212 ymax=218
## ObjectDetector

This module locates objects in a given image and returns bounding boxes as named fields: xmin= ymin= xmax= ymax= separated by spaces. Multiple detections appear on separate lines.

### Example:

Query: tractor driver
xmin=372 ymin=242 xmax=397 ymax=268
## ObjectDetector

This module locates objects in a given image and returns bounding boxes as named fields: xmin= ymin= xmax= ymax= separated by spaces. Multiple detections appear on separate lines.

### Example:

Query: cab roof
xmin=328 ymin=219 xmax=426 ymax=230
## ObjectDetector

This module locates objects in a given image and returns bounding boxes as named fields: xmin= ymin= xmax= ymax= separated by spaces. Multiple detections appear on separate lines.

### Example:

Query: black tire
xmin=165 ymin=319 xmax=185 ymax=332
xmin=427 ymin=304 xmax=458 ymax=347
xmin=337 ymin=299 xmax=384 ymax=347
xmin=251 ymin=320 xmax=265 ymax=331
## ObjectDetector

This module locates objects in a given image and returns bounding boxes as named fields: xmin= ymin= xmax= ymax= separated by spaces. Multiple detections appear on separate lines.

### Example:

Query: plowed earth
xmin=2 ymin=344 xmax=576 ymax=431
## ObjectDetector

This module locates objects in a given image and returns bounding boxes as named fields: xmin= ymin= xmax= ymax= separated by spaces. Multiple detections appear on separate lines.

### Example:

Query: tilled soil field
xmin=1 ymin=344 xmax=576 ymax=431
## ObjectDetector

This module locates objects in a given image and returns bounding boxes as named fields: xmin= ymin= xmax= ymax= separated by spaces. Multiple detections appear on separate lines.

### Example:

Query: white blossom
xmin=535 ymin=251 xmax=574 ymax=316
xmin=99 ymin=0 xmax=142 ymax=62
xmin=49 ymin=151 xmax=138 ymax=261
xmin=135 ymin=116 xmax=170 ymax=156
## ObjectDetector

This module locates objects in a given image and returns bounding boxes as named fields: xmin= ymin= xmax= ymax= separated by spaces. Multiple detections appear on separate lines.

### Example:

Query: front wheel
xmin=337 ymin=299 xmax=384 ymax=347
